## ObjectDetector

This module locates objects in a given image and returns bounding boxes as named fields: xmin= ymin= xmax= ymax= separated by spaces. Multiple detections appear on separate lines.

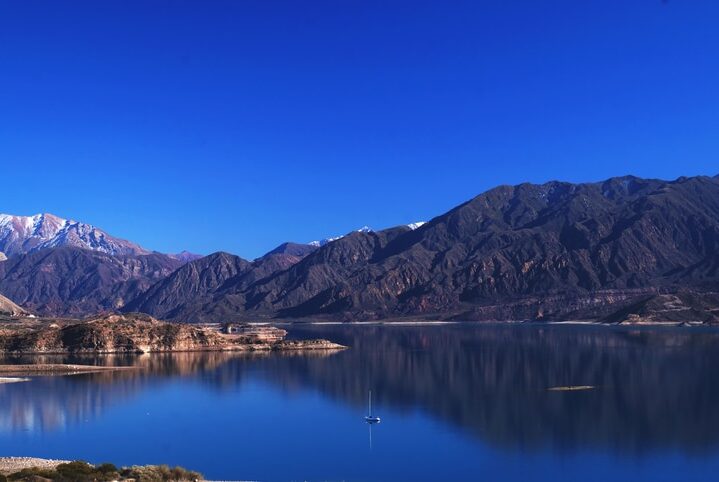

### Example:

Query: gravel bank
xmin=0 ymin=457 xmax=70 ymax=474
xmin=0 ymin=364 xmax=135 ymax=375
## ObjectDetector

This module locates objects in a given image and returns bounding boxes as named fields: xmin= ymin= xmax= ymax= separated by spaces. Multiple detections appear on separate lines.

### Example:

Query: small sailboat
xmin=365 ymin=390 xmax=381 ymax=424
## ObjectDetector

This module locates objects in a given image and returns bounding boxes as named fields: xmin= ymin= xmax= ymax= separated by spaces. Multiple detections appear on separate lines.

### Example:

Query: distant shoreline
xmin=0 ymin=364 xmax=136 ymax=373
xmin=283 ymin=319 xmax=713 ymax=328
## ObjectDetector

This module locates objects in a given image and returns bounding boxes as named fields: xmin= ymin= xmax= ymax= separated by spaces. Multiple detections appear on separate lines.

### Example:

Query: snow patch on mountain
xmin=307 ymin=223 xmax=424 ymax=247
xmin=309 ymin=226 xmax=374 ymax=247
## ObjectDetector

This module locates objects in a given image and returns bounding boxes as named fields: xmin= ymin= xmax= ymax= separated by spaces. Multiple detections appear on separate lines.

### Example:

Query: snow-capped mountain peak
xmin=0 ymin=213 xmax=66 ymax=238
xmin=0 ymin=212 xmax=150 ymax=257
xmin=307 ymin=223 xmax=424 ymax=248
xmin=309 ymin=226 xmax=374 ymax=247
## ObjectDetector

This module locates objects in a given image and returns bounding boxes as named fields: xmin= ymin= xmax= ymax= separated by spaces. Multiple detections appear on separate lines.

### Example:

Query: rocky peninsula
xmin=0 ymin=313 xmax=345 ymax=355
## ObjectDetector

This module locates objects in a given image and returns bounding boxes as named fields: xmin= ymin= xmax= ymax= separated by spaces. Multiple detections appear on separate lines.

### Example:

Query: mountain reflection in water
xmin=2 ymin=324 xmax=719 ymax=480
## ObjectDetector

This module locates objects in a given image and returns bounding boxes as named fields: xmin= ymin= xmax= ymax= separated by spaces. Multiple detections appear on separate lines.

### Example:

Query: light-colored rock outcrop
xmin=0 ymin=313 xmax=345 ymax=354
xmin=0 ymin=293 xmax=27 ymax=317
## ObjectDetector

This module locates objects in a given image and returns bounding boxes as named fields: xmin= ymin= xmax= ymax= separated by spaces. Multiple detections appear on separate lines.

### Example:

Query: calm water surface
xmin=2 ymin=324 xmax=719 ymax=481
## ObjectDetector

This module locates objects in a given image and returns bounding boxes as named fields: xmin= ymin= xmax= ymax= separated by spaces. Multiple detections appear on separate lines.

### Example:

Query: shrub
xmin=120 ymin=464 xmax=202 ymax=481
xmin=96 ymin=463 xmax=119 ymax=474
xmin=55 ymin=461 xmax=95 ymax=479
xmin=8 ymin=467 xmax=57 ymax=480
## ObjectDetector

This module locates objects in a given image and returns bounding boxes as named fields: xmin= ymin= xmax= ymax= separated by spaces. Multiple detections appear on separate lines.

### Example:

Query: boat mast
xmin=368 ymin=390 xmax=372 ymax=416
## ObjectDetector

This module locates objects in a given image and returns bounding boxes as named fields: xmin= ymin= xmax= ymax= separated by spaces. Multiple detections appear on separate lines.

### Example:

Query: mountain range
xmin=1 ymin=174 xmax=719 ymax=323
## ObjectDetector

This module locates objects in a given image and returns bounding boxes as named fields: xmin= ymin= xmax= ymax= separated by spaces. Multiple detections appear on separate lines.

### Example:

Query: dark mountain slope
xmin=0 ymin=247 xmax=183 ymax=317
xmin=122 ymin=252 xmax=251 ymax=321
xmin=183 ymin=175 xmax=707 ymax=320
xmin=125 ymin=246 xmax=329 ymax=322
xmin=128 ymin=175 xmax=719 ymax=322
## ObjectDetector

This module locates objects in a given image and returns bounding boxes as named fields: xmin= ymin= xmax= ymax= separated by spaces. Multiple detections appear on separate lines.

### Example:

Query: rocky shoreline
xmin=0 ymin=313 xmax=346 ymax=355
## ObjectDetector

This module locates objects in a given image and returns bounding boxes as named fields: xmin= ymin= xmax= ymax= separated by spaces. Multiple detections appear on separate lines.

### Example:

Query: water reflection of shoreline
xmin=0 ymin=351 xmax=339 ymax=432
xmin=2 ymin=325 xmax=719 ymax=455
xmin=269 ymin=325 xmax=719 ymax=454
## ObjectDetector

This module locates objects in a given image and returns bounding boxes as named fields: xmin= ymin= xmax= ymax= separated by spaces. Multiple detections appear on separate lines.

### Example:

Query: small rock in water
xmin=547 ymin=385 xmax=596 ymax=392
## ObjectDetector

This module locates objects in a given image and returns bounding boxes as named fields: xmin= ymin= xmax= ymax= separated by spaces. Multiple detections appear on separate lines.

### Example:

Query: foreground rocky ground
xmin=0 ymin=313 xmax=345 ymax=355
xmin=0 ymin=458 xmax=202 ymax=481
xmin=0 ymin=457 xmax=70 ymax=474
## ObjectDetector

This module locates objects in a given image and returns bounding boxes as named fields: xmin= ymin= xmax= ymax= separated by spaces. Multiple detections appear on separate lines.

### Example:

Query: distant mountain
xmin=0 ymin=247 xmax=183 ymax=317
xmin=0 ymin=213 xmax=150 ymax=257
xmin=123 ymin=252 xmax=251 ymax=321
xmin=125 ymin=174 xmax=719 ymax=322
xmin=124 ymin=248 xmax=313 ymax=322
xmin=167 ymin=250 xmax=204 ymax=263
xmin=263 ymin=242 xmax=318 ymax=258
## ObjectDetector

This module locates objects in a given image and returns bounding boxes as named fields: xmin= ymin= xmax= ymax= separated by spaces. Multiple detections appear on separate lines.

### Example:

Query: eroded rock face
xmin=601 ymin=292 xmax=719 ymax=325
xmin=0 ymin=314 xmax=344 ymax=354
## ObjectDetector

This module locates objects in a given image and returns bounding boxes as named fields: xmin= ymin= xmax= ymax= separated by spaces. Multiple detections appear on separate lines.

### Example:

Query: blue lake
xmin=2 ymin=324 xmax=719 ymax=481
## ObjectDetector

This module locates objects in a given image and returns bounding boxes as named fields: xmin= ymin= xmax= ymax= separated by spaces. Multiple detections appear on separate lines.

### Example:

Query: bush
xmin=55 ymin=461 xmax=95 ymax=479
xmin=96 ymin=463 xmax=119 ymax=474
xmin=8 ymin=467 xmax=57 ymax=480
xmin=120 ymin=464 xmax=202 ymax=481
xmin=9 ymin=461 xmax=120 ymax=481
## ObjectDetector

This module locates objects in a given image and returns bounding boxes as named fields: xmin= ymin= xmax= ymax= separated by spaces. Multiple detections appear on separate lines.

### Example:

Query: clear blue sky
xmin=1 ymin=1 xmax=718 ymax=258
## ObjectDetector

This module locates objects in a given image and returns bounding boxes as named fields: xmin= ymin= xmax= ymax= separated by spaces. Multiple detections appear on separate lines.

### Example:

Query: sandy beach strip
xmin=0 ymin=364 xmax=136 ymax=376
xmin=0 ymin=377 xmax=30 ymax=384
